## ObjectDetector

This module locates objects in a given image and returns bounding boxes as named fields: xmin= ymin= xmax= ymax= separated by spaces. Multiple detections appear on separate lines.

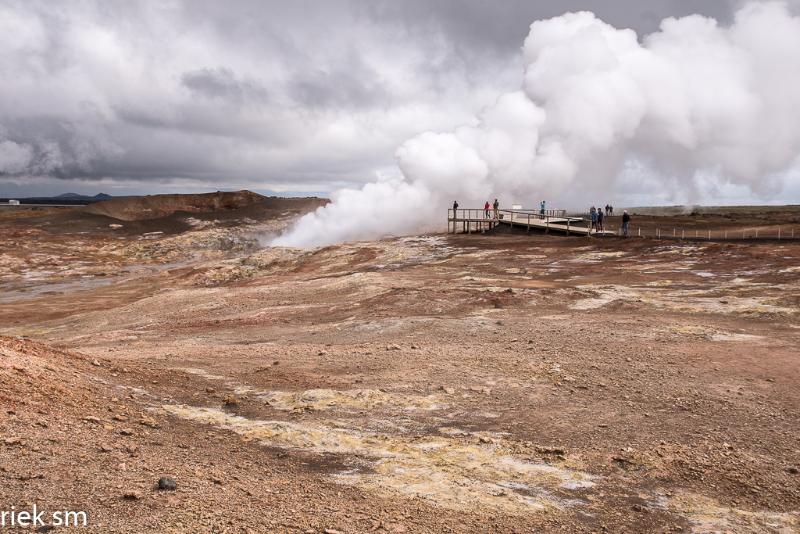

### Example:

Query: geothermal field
xmin=1 ymin=193 xmax=798 ymax=533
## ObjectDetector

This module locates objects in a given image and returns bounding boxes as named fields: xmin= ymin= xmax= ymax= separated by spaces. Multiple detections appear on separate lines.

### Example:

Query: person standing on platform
xmin=621 ymin=210 xmax=631 ymax=236
xmin=590 ymin=206 xmax=597 ymax=231
xmin=484 ymin=200 xmax=490 ymax=218
xmin=493 ymin=198 xmax=499 ymax=219
xmin=597 ymin=206 xmax=605 ymax=233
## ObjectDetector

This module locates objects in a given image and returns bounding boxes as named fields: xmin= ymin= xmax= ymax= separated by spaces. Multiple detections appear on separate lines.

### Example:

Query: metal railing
xmin=447 ymin=208 xmax=570 ymax=234
xmin=638 ymin=226 xmax=798 ymax=241
xmin=447 ymin=208 xmax=800 ymax=241
xmin=500 ymin=208 xmax=567 ymax=220
xmin=447 ymin=208 xmax=566 ymax=221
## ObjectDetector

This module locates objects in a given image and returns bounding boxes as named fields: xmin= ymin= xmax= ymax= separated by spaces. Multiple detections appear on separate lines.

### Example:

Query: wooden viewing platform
xmin=447 ymin=208 xmax=617 ymax=236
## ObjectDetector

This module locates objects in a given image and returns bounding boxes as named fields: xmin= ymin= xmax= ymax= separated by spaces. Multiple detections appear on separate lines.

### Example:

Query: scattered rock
xmin=122 ymin=491 xmax=142 ymax=501
xmin=535 ymin=445 xmax=566 ymax=456
xmin=157 ymin=477 xmax=177 ymax=491
xmin=139 ymin=417 xmax=159 ymax=428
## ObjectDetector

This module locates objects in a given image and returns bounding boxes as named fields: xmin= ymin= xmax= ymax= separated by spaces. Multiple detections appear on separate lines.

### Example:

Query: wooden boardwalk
xmin=448 ymin=208 xmax=617 ymax=236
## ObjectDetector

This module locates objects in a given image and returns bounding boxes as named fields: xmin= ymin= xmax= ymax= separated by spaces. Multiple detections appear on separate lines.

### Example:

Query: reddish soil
xmin=1 ymin=202 xmax=798 ymax=533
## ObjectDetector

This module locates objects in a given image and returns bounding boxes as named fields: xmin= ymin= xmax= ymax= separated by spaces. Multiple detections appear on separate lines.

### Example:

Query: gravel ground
xmin=1 ymin=204 xmax=799 ymax=533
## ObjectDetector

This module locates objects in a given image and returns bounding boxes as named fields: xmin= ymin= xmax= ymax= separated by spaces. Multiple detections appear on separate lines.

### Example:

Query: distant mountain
xmin=0 ymin=192 xmax=119 ymax=206
xmin=56 ymin=192 xmax=112 ymax=200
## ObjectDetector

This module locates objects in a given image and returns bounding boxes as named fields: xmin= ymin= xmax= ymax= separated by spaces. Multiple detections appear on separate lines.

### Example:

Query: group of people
xmin=452 ymin=199 xmax=630 ymax=237
xmin=470 ymin=199 xmax=547 ymax=219
xmin=589 ymin=205 xmax=606 ymax=232
xmin=482 ymin=199 xmax=500 ymax=219
xmin=589 ymin=205 xmax=631 ymax=236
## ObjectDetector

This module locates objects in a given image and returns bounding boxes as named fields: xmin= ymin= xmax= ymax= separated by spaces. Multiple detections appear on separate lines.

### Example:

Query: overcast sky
xmin=0 ymin=0 xmax=790 ymax=199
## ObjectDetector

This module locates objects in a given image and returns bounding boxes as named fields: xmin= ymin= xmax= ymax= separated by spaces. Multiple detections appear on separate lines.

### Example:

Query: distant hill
xmin=55 ymin=193 xmax=113 ymax=201
xmin=82 ymin=190 xmax=272 ymax=220
xmin=0 ymin=193 xmax=117 ymax=206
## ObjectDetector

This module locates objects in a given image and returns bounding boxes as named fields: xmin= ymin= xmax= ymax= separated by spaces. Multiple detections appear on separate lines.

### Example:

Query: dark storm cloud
xmin=360 ymin=0 xmax=735 ymax=56
xmin=288 ymin=55 xmax=389 ymax=110
xmin=0 ymin=0 xmax=749 ymax=196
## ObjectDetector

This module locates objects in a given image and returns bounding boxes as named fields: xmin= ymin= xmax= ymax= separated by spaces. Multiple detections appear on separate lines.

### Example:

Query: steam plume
xmin=273 ymin=2 xmax=800 ymax=248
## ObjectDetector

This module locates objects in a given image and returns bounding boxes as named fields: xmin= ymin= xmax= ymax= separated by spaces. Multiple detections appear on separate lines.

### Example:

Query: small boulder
xmin=157 ymin=477 xmax=177 ymax=491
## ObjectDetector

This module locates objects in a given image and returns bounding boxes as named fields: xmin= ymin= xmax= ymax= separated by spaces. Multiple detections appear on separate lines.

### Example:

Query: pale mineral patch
xmin=162 ymin=404 xmax=596 ymax=514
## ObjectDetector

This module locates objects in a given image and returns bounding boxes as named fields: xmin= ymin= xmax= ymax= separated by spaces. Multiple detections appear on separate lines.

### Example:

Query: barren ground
xmin=1 ymin=200 xmax=799 ymax=533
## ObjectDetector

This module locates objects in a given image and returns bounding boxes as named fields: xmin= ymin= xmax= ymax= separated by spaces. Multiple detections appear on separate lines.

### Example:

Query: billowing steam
xmin=273 ymin=2 xmax=800 ymax=248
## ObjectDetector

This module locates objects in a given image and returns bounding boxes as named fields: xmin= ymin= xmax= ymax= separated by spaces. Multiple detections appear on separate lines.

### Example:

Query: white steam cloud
xmin=274 ymin=2 xmax=800 ymax=248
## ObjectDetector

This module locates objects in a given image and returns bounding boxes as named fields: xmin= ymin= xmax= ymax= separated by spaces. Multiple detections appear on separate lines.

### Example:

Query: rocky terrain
xmin=1 ymin=200 xmax=799 ymax=533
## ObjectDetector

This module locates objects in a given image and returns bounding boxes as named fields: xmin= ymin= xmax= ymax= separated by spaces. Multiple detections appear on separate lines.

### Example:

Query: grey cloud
xmin=181 ymin=67 xmax=270 ymax=105
xmin=288 ymin=57 xmax=388 ymax=110
xmin=0 ymin=116 xmax=122 ymax=178
xmin=0 ymin=0 xmax=756 ymax=198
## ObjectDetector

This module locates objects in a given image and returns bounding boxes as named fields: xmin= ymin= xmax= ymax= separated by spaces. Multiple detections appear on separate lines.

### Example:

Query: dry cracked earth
xmin=1 ymin=200 xmax=799 ymax=533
